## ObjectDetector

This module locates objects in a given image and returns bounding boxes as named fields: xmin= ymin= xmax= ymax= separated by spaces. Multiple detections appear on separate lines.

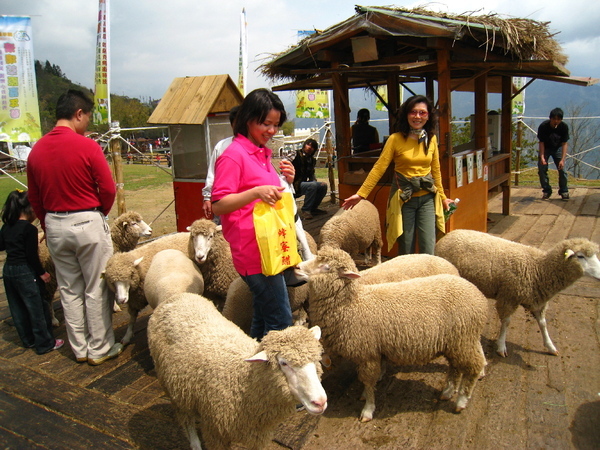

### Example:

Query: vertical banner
xmin=237 ymin=8 xmax=247 ymax=96
xmin=295 ymin=89 xmax=329 ymax=119
xmin=512 ymin=77 xmax=526 ymax=116
xmin=93 ymin=0 xmax=110 ymax=125
xmin=0 ymin=16 xmax=42 ymax=143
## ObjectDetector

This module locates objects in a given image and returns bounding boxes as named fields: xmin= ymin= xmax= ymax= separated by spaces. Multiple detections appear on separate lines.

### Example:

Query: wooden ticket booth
xmin=148 ymin=75 xmax=244 ymax=231
xmin=261 ymin=6 xmax=596 ymax=256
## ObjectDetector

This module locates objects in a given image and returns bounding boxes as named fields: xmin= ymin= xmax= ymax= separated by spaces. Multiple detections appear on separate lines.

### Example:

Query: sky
xmin=3 ymin=0 xmax=599 ymax=103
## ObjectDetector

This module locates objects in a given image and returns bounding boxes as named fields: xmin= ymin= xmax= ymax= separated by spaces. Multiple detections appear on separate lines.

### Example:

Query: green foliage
xmin=281 ymin=120 xmax=295 ymax=136
xmin=34 ymin=60 xmax=153 ymax=135
xmin=451 ymin=117 xmax=471 ymax=148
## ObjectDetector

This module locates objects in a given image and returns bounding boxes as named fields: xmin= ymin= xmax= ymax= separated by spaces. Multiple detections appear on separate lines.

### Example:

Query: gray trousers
xmin=45 ymin=211 xmax=115 ymax=360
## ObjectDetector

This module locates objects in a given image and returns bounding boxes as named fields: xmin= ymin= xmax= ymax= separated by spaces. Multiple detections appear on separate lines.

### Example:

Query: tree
xmin=564 ymin=103 xmax=600 ymax=180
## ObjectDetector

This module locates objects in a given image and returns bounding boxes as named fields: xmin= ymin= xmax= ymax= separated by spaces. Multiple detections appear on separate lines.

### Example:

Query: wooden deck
xmin=0 ymin=186 xmax=598 ymax=449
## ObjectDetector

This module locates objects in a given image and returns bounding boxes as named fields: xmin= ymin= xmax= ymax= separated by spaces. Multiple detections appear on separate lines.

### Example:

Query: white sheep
xmin=222 ymin=252 xmax=457 ymax=334
xmin=435 ymin=229 xmax=600 ymax=357
xmin=40 ymin=210 xmax=152 ymax=326
xmin=147 ymin=292 xmax=327 ymax=450
xmin=318 ymin=200 xmax=382 ymax=265
xmin=144 ymin=249 xmax=204 ymax=309
xmin=298 ymin=246 xmax=487 ymax=422
xmin=103 ymin=232 xmax=190 ymax=345
xmin=186 ymin=219 xmax=238 ymax=306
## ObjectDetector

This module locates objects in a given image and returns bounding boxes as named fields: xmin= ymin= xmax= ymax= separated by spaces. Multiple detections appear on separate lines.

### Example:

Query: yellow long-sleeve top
xmin=356 ymin=132 xmax=447 ymax=250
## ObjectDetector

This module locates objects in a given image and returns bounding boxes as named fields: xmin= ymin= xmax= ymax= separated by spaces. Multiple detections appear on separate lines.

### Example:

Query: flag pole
xmin=238 ymin=8 xmax=247 ymax=96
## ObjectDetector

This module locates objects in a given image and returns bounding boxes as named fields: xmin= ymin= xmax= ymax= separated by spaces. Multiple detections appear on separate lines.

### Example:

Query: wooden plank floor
xmin=0 ymin=186 xmax=598 ymax=449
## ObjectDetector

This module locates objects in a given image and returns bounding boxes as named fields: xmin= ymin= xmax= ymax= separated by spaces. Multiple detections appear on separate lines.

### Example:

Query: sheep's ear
xmin=565 ymin=249 xmax=575 ymax=260
xmin=122 ymin=221 xmax=129 ymax=228
xmin=309 ymin=325 xmax=321 ymax=340
xmin=186 ymin=226 xmax=191 ymax=231
xmin=216 ymin=225 xmax=222 ymax=232
xmin=245 ymin=350 xmax=268 ymax=363
xmin=340 ymin=270 xmax=361 ymax=279
xmin=100 ymin=270 xmax=105 ymax=279
xmin=133 ymin=256 xmax=144 ymax=266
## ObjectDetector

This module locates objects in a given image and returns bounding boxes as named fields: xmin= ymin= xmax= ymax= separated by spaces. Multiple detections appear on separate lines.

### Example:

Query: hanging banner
xmin=296 ymin=89 xmax=329 ymax=119
xmin=512 ymin=77 xmax=526 ymax=116
xmin=237 ymin=8 xmax=247 ymax=96
xmin=0 ymin=16 xmax=42 ymax=143
xmin=93 ymin=0 xmax=110 ymax=125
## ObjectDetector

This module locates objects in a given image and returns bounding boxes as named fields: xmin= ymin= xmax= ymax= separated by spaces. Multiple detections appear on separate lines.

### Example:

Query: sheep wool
xmin=187 ymin=219 xmax=238 ymax=305
xmin=148 ymin=293 xmax=326 ymax=450
xmin=436 ymin=229 xmax=600 ymax=357
xmin=319 ymin=200 xmax=382 ymax=265
xmin=299 ymin=246 xmax=487 ymax=421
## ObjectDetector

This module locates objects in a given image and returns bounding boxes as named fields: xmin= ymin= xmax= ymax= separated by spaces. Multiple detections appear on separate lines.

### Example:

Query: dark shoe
xmin=88 ymin=343 xmax=124 ymax=366
xmin=310 ymin=208 xmax=327 ymax=216
xmin=542 ymin=192 xmax=551 ymax=200
xmin=300 ymin=211 xmax=313 ymax=220
xmin=560 ymin=193 xmax=570 ymax=200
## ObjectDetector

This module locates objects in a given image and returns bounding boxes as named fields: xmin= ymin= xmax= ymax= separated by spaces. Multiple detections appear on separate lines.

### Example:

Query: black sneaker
xmin=542 ymin=192 xmax=551 ymax=200
xmin=560 ymin=193 xmax=570 ymax=201
xmin=311 ymin=208 xmax=327 ymax=216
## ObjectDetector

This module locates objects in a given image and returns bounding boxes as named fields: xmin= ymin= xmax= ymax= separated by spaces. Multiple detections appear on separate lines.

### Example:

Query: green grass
xmin=0 ymin=164 xmax=173 ymax=206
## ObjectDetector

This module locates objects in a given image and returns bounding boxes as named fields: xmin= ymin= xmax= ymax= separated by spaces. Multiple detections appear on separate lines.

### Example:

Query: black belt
xmin=47 ymin=207 xmax=101 ymax=214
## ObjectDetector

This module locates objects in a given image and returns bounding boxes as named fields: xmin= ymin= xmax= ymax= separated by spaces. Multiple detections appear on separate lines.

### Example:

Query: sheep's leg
xmin=49 ymin=299 xmax=60 ymax=327
xmin=455 ymin=371 xmax=479 ymax=412
xmin=120 ymin=308 xmax=138 ymax=346
xmin=496 ymin=302 xmax=519 ymax=357
xmin=176 ymin=409 xmax=202 ymax=450
xmin=113 ymin=301 xmax=122 ymax=313
xmin=440 ymin=366 xmax=461 ymax=401
xmin=531 ymin=304 xmax=558 ymax=356
xmin=356 ymin=359 xmax=381 ymax=422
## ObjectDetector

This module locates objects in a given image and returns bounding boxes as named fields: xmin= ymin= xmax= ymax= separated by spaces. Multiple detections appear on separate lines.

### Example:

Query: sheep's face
xmin=246 ymin=326 xmax=327 ymax=415
xmin=104 ymin=256 xmax=143 ymax=304
xmin=298 ymin=247 xmax=361 ymax=281
xmin=126 ymin=219 xmax=152 ymax=237
xmin=187 ymin=222 xmax=221 ymax=264
xmin=569 ymin=250 xmax=600 ymax=280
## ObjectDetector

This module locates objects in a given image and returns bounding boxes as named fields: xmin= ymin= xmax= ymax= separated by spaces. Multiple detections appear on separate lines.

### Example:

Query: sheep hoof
xmin=359 ymin=414 xmax=373 ymax=423
xmin=496 ymin=349 xmax=508 ymax=358
xmin=52 ymin=318 xmax=60 ymax=328
xmin=440 ymin=392 xmax=453 ymax=401
xmin=548 ymin=349 xmax=559 ymax=356
xmin=113 ymin=303 xmax=122 ymax=312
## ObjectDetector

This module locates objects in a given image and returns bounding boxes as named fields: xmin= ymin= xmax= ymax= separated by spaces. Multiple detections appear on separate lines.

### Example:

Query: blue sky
xmin=3 ymin=0 xmax=598 ymax=101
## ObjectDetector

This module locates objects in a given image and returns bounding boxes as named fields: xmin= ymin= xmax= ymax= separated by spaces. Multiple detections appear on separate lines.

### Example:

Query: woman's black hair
xmin=1 ymin=190 xmax=33 ymax=226
xmin=233 ymin=88 xmax=287 ymax=138
xmin=397 ymin=95 xmax=438 ymax=152
xmin=355 ymin=108 xmax=370 ymax=125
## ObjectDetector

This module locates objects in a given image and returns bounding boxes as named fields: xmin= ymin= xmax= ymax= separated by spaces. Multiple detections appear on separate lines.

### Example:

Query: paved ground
xmin=0 ymin=186 xmax=599 ymax=449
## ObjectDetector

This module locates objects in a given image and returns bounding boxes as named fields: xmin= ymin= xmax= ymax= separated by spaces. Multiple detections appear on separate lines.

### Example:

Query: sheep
xmin=103 ymin=232 xmax=190 ymax=345
xmin=435 ymin=229 xmax=600 ymax=357
xmin=186 ymin=219 xmax=238 ymax=306
xmin=144 ymin=249 xmax=204 ymax=309
xmin=40 ymin=210 xmax=153 ymax=326
xmin=222 ymin=252 xmax=457 ymax=335
xmin=318 ymin=200 xmax=382 ymax=265
xmin=298 ymin=246 xmax=488 ymax=422
xmin=110 ymin=210 xmax=153 ymax=252
xmin=147 ymin=292 xmax=327 ymax=450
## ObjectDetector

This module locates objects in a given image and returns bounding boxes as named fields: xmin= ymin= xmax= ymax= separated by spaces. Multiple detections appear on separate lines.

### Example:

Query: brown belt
xmin=46 ymin=207 xmax=101 ymax=214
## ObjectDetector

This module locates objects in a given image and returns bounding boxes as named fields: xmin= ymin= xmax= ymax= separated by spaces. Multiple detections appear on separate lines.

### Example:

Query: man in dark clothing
xmin=538 ymin=107 xmax=570 ymax=200
xmin=292 ymin=138 xmax=327 ymax=220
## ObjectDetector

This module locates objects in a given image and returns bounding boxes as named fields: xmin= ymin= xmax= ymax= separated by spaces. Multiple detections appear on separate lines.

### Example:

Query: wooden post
xmin=515 ymin=119 xmax=522 ymax=186
xmin=110 ymin=135 xmax=126 ymax=215
xmin=325 ymin=125 xmax=336 ymax=204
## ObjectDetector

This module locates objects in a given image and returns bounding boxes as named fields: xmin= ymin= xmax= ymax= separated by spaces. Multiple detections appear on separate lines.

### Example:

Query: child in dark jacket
xmin=0 ymin=190 xmax=63 ymax=354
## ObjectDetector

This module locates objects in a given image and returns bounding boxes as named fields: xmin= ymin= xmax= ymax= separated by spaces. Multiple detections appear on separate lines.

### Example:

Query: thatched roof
xmin=260 ymin=5 xmax=569 ymax=85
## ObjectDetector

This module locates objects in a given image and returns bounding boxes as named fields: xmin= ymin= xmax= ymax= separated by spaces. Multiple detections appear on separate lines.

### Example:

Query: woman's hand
xmin=342 ymin=194 xmax=363 ymax=210
xmin=202 ymin=200 xmax=213 ymax=218
xmin=279 ymin=159 xmax=295 ymax=184
xmin=443 ymin=198 xmax=454 ymax=211
xmin=255 ymin=185 xmax=286 ymax=206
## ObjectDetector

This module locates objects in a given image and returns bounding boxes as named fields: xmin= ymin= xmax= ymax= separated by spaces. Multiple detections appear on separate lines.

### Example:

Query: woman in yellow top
xmin=342 ymin=95 xmax=453 ymax=255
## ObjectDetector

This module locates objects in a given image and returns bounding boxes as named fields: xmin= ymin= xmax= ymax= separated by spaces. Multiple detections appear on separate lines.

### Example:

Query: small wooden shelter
xmin=148 ymin=75 xmax=243 ymax=230
xmin=262 ymin=5 xmax=598 ymax=255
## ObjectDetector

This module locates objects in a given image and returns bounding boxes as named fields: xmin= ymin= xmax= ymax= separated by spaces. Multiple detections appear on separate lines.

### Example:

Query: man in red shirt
xmin=27 ymin=89 xmax=122 ymax=365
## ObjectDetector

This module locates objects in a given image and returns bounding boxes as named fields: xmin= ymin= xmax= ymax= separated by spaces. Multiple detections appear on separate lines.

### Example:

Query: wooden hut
xmin=261 ymin=5 xmax=598 ymax=255
xmin=148 ymin=75 xmax=243 ymax=231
